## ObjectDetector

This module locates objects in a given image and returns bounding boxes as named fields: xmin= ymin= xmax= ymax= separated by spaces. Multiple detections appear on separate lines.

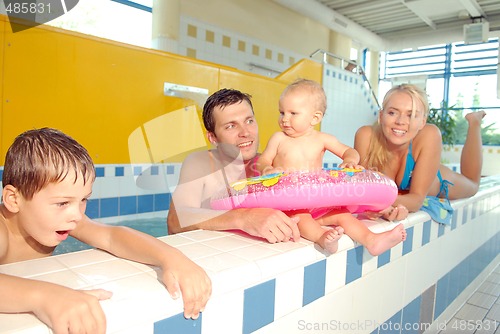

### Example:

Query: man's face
xmin=209 ymin=100 xmax=259 ymax=162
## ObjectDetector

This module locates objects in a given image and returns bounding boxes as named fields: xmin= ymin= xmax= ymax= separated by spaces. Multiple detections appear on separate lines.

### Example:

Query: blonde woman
xmin=354 ymin=84 xmax=485 ymax=220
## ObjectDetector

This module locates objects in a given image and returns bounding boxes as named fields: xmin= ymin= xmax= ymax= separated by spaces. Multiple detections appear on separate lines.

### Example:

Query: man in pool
xmin=167 ymin=88 xmax=301 ymax=243
xmin=0 ymin=128 xmax=211 ymax=334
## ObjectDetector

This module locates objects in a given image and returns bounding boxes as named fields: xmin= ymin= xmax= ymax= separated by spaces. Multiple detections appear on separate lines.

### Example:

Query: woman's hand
xmin=365 ymin=204 xmax=409 ymax=222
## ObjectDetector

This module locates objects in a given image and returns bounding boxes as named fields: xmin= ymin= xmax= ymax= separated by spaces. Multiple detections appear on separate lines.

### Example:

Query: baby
xmin=257 ymin=79 xmax=406 ymax=254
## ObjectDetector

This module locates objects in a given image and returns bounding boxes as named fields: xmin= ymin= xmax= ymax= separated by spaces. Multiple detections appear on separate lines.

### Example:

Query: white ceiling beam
xmin=459 ymin=0 xmax=486 ymax=18
xmin=272 ymin=0 xmax=387 ymax=50
xmin=402 ymin=0 xmax=437 ymax=29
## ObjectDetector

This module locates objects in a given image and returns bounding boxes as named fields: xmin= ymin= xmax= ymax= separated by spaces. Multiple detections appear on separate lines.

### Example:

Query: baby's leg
xmin=322 ymin=212 xmax=407 ymax=256
xmin=297 ymin=213 xmax=343 ymax=253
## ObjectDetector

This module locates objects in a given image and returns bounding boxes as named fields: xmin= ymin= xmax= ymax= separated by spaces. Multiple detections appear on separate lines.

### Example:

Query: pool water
xmin=53 ymin=217 xmax=168 ymax=255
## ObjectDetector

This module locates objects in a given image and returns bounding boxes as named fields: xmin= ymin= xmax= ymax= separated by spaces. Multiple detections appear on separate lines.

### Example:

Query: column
xmin=152 ymin=0 xmax=180 ymax=53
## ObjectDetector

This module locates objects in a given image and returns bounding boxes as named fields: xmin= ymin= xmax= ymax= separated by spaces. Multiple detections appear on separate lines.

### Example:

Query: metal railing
xmin=310 ymin=49 xmax=380 ymax=108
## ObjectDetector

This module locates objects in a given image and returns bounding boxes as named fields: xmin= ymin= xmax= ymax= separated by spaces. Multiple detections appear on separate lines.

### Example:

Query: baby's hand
xmin=262 ymin=166 xmax=284 ymax=175
xmin=339 ymin=161 xmax=364 ymax=170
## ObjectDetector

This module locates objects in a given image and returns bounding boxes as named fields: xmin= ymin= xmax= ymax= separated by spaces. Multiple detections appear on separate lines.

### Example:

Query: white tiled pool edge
xmin=1 ymin=176 xmax=499 ymax=334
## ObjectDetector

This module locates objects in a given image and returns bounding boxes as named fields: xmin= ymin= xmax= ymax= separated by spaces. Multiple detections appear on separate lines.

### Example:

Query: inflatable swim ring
xmin=210 ymin=168 xmax=397 ymax=214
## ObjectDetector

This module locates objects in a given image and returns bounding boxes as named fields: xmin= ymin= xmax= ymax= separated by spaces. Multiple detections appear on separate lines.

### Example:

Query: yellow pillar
xmin=152 ymin=0 xmax=180 ymax=53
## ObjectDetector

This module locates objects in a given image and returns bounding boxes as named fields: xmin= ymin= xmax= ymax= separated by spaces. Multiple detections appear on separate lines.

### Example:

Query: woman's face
xmin=379 ymin=91 xmax=426 ymax=146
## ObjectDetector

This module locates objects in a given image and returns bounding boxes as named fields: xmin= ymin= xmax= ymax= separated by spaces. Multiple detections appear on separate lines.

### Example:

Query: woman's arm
xmin=394 ymin=124 xmax=442 ymax=212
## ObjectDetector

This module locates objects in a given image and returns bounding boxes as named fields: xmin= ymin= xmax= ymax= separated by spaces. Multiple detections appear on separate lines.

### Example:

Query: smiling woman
xmin=354 ymin=84 xmax=485 ymax=214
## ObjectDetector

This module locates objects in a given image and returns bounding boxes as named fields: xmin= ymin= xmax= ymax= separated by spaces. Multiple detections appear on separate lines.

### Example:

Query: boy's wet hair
xmin=2 ymin=127 xmax=95 ymax=200
xmin=203 ymin=88 xmax=253 ymax=133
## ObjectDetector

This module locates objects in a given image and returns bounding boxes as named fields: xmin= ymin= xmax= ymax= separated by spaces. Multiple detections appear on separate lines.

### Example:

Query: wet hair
xmin=202 ymin=88 xmax=254 ymax=133
xmin=363 ymin=84 xmax=429 ymax=170
xmin=280 ymin=78 xmax=327 ymax=114
xmin=2 ymin=127 xmax=96 ymax=200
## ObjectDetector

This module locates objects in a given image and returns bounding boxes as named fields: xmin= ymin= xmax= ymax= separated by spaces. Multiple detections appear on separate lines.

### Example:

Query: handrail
xmin=310 ymin=49 xmax=380 ymax=108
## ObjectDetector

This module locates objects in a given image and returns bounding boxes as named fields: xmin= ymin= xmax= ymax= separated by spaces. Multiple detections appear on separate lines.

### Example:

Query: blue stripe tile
xmin=378 ymin=310 xmax=402 ymax=334
xmin=243 ymin=279 xmax=276 ymax=334
xmin=95 ymin=167 xmax=105 ymax=177
xmin=345 ymin=246 xmax=363 ymax=284
xmin=377 ymin=249 xmax=391 ymax=268
xmin=167 ymin=165 xmax=175 ymax=174
xmin=154 ymin=313 xmax=202 ymax=334
xmin=435 ymin=273 xmax=450 ymax=319
xmin=115 ymin=166 xmax=124 ymax=177
xmin=422 ymin=220 xmax=431 ymax=246
xmin=100 ymin=197 xmax=119 ymax=217
xmin=401 ymin=296 xmax=421 ymax=334
xmin=151 ymin=165 xmax=159 ymax=175
xmin=462 ymin=206 xmax=469 ymax=225
xmin=438 ymin=223 xmax=445 ymax=237
xmin=402 ymin=226 xmax=413 ymax=256
xmin=451 ymin=209 xmax=458 ymax=230
xmin=303 ymin=260 xmax=326 ymax=306
xmin=119 ymin=196 xmax=137 ymax=215
xmin=134 ymin=166 xmax=142 ymax=176
xmin=138 ymin=194 xmax=154 ymax=213
xmin=155 ymin=193 xmax=170 ymax=211
xmin=86 ymin=199 xmax=99 ymax=219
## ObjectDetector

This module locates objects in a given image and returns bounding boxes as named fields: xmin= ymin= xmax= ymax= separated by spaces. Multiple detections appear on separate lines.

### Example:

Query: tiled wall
xmin=321 ymin=63 xmax=379 ymax=164
xmin=179 ymin=16 xmax=305 ymax=77
xmin=2 ymin=176 xmax=498 ymax=333
xmin=0 ymin=163 xmax=182 ymax=224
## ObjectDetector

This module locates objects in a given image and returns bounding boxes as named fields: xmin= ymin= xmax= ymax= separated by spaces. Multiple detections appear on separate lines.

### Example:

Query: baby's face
xmin=278 ymin=91 xmax=318 ymax=137
xmin=17 ymin=172 xmax=94 ymax=248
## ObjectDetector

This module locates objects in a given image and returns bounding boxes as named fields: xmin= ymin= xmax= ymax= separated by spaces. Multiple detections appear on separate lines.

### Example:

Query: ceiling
xmin=273 ymin=0 xmax=500 ymax=51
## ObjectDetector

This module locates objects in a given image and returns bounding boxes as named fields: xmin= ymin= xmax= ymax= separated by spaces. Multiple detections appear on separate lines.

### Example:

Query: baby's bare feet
xmin=365 ymin=224 xmax=406 ymax=256
xmin=318 ymin=226 xmax=344 ymax=253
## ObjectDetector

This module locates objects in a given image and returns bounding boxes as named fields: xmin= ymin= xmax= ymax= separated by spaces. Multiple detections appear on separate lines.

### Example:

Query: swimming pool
xmin=53 ymin=217 xmax=168 ymax=255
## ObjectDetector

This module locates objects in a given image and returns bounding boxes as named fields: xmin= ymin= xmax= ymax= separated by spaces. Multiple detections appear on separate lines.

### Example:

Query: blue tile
xmin=401 ymin=296 xmax=421 ymax=334
xmin=451 ymin=210 xmax=458 ymax=230
xmin=0 ymin=170 xmax=3 ymax=180
xmin=154 ymin=313 xmax=202 ymax=334
xmin=115 ymin=166 xmax=124 ymax=177
xmin=85 ymin=199 xmax=99 ymax=219
xmin=138 ymin=194 xmax=154 ymax=213
xmin=434 ymin=273 xmax=450 ymax=319
xmin=378 ymin=310 xmax=402 ymax=334
xmin=438 ymin=223 xmax=445 ymax=237
xmin=133 ymin=166 xmax=142 ymax=176
xmin=377 ymin=249 xmax=390 ymax=268
xmin=422 ymin=220 xmax=431 ymax=246
xmin=345 ymin=246 xmax=363 ymax=284
xmin=402 ymin=227 xmax=413 ymax=256
xmin=462 ymin=206 xmax=469 ymax=225
xmin=119 ymin=196 xmax=137 ymax=215
xmin=95 ymin=167 xmax=105 ymax=177
xmin=151 ymin=165 xmax=159 ymax=175
xmin=167 ymin=165 xmax=175 ymax=174
xmin=243 ymin=279 xmax=275 ymax=334
xmin=155 ymin=193 xmax=170 ymax=211
xmin=303 ymin=260 xmax=326 ymax=306
xmin=100 ymin=197 xmax=119 ymax=218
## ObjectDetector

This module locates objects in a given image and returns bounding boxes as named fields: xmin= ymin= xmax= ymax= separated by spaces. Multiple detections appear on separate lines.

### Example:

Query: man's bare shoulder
xmin=178 ymin=149 xmax=218 ymax=182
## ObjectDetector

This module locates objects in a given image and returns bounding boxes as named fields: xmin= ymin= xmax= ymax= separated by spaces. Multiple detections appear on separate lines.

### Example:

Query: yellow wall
xmin=0 ymin=15 xmax=321 ymax=164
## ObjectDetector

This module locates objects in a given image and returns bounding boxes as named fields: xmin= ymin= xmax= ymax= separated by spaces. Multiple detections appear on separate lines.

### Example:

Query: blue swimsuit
xmin=399 ymin=141 xmax=454 ymax=224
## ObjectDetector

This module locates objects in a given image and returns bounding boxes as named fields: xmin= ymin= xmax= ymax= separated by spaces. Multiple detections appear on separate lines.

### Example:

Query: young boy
xmin=0 ymin=128 xmax=211 ymax=333
xmin=257 ymin=79 xmax=406 ymax=254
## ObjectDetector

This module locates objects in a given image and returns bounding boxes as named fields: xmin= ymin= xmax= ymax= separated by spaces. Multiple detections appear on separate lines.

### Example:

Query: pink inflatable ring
xmin=210 ymin=168 xmax=397 ymax=214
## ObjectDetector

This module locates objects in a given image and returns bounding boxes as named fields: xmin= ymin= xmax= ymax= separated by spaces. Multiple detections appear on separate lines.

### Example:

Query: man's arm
xmin=167 ymin=200 xmax=300 ymax=243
